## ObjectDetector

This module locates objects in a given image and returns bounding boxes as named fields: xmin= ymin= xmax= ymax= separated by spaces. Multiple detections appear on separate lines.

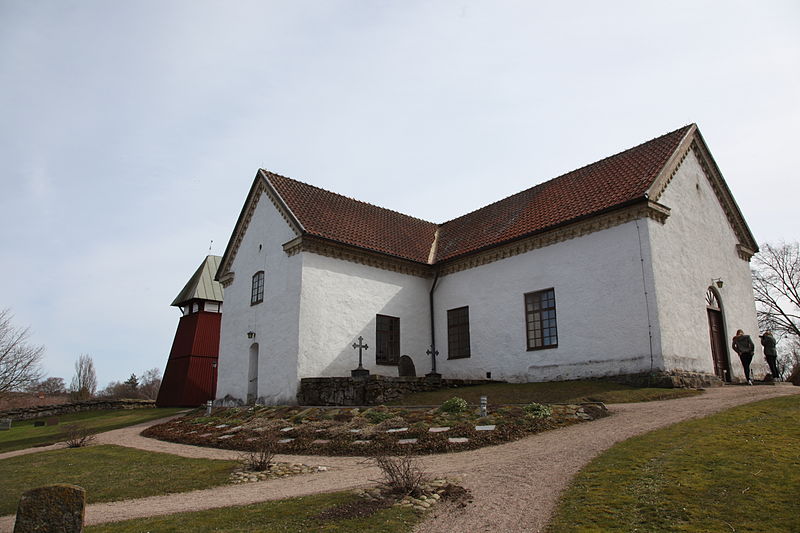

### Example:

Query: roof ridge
xmin=439 ymin=124 xmax=694 ymax=228
xmin=262 ymin=169 xmax=437 ymax=227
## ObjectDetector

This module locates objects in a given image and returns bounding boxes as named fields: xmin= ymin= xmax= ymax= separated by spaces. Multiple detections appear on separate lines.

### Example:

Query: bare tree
xmin=0 ymin=308 xmax=44 ymax=395
xmin=752 ymin=242 xmax=800 ymax=338
xmin=138 ymin=368 xmax=162 ymax=400
xmin=70 ymin=353 xmax=97 ymax=400
xmin=28 ymin=377 xmax=67 ymax=395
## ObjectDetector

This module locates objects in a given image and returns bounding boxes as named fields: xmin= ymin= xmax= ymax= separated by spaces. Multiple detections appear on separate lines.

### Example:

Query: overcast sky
xmin=1 ymin=1 xmax=798 ymax=389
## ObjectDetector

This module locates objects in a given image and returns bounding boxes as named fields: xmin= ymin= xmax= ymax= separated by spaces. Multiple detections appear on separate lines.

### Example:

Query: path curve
xmin=1 ymin=385 xmax=797 ymax=532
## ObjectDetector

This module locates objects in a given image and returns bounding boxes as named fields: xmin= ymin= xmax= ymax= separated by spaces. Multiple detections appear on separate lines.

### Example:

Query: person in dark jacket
xmin=759 ymin=330 xmax=780 ymax=380
xmin=732 ymin=329 xmax=755 ymax=385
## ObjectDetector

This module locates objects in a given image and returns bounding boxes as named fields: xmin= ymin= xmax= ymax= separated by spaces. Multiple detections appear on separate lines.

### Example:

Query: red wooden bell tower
xmin=156 ymin=255 xmax=223 ymax=407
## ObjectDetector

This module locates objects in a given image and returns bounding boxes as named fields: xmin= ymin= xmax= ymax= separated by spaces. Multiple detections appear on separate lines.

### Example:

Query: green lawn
xmin=0 ymin=444 xmax=237 ymax=515
xmin=0 ymin=407 xmax=185 ymax=453
xmin=86 ymin=492 xmax=421 ymax=533
xmin=547 ymin=394 xmax=800 ymax=532
xmin=390 ymin=380 xmax=700 ymax=406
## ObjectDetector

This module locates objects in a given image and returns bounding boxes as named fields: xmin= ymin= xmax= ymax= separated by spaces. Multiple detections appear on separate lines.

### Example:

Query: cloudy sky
xmin=1 ymin=1 xmax=798 ymax=389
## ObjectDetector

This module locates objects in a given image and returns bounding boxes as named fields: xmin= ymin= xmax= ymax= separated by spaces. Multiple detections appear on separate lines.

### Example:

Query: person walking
xmin=760 ymin=330 xmax=780 ymax=380
xmin=732 ymin=329 xmax=755 ymax=385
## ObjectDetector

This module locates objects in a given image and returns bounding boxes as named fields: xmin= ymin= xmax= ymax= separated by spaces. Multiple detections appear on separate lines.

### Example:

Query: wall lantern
xmin=712 ymin=278 xmax=724 ymax=289
xmin=247 ymin=331 xmax=256 ymax=339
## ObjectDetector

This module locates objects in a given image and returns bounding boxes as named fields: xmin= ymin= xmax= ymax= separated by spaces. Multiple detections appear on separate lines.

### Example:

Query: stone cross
xmin=426 ymin=345 xmax=441 ymax=379
xmin=351 ymin=336 xmax=370 ymax=378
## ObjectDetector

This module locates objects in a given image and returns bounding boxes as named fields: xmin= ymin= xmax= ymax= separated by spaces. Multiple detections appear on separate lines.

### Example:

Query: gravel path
xmin=1 ymin=384 xmax=797 ymax=532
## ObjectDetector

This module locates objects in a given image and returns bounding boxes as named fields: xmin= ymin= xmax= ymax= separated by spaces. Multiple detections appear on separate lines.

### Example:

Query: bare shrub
xmin=240 ymin=433 xmax=277 ymax=471
xmin=63 ymin=423 xmax=96 ymax=448
xmin=371 ymin=454 xmax=427 ymax=496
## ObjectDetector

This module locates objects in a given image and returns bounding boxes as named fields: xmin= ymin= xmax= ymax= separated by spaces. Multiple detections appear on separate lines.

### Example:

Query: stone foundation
xmin=297 ymin=376 xmax=500 ymax=406
xmin=601 ymin=370 xmax=723 ymax=389
xmin=0 ymin=399 xmax=155 ymax=421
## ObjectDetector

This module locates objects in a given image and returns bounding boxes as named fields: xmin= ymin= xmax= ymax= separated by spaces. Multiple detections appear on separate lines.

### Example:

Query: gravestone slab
xmin=14 ymin=484 xmax=85 ymax=533
xmin=398 ymin=438 xmax=418 ymax=445
xmin=428 ymin=426 xmax=451 ymax=433
xmin=397 ymin=355 xmax=416 ymax=377
xmin=448 ymin=437 xmax=469 ymax=444
xmin=278 ymin=438 xmax=295 ymax=444
xmin=386 ymin=427 xmax=408 ymax=433
xmin=46 ymin=417 xmax=59 ymax=426
xmin=0 ymin=419 xmax=11 ymax=430
xmin=475 ymin=425 xmax=496 ymax=431
xmin=33 ymin=421 xmax=45 ymax=428
xmin=311 ymin=439 xmax=330 ymax=445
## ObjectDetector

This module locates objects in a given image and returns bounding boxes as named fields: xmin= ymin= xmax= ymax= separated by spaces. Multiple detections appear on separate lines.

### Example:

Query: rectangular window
xmin=376 ymin=314 xmax=400 ymax=365
xmin=251 ymin=271 xmax=265 ymax=305
xmin=525 ymin=288 xmax=558 ymax=350
xmin=447 ymin=306 xmax=471 ymax=359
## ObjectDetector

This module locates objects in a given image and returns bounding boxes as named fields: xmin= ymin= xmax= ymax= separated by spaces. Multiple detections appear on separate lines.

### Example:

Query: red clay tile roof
xmin=266 ymin=172 xmax=438 ymax=263
xmin=435 ymin=125 xmax=693 ymax=261
xmin=265 ymin=125 xmax=694 ymax=265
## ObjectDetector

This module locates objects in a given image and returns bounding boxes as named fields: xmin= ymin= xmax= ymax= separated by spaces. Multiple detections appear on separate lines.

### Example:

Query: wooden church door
xmin=706 ymin=289 xmax=730 ymax=381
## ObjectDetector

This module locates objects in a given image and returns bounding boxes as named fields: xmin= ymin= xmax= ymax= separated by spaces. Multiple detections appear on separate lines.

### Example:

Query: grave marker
xmin=0 ymin=418 xmax=11 ymax=431
xmin=13 ymin=484 xmax=85 ymax=533
xmin=398 ymin=355 xmax=416 ymax=377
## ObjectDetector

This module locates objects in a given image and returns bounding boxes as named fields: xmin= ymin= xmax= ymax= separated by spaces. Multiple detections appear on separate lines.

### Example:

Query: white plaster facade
xmin=434 ymin=220 xmax=659 ymax=382
xmin=647 ymin=148 xmax=765 ymax=380
xmin=214 ymin=126 xmax=762 ymax=404
xmin=216 ymin=190 xmax=303 ymax=405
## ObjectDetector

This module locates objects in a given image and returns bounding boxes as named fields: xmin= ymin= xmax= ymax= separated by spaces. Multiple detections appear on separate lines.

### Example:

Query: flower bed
xmin=142 ymin=401 xmax=607 ymax=456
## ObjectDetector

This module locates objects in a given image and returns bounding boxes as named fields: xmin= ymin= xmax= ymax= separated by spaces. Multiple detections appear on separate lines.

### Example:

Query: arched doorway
xmin=706 ymin=288 xmax=731 ymax=382
xmin=247 ymin=343 xmax=259 ymax=405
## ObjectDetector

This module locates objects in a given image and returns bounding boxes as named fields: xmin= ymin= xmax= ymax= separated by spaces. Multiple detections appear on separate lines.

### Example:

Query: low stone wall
xmin=602 ymin=370 xmax=723 ymax=388
xmin=297 ymin=376 xmax=500 ymax=406
xmin=0 ymin=399 xmax=156 ymax=421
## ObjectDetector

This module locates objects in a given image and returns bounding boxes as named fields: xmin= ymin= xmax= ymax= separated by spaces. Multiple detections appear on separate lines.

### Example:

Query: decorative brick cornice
xmin=736 ymin=244 xmax=756 ymax=261
xmin=283 ymin=235 xmax=432 ymax=278
xmin=437 ymin=201 xmax=670 ymax=275
xmin=280 ymin=202 xmax=669 ymax=278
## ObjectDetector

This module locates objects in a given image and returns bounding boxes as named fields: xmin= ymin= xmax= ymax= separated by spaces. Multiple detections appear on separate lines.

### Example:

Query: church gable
xmin=646 ymin=125 xmax=757 ymax=259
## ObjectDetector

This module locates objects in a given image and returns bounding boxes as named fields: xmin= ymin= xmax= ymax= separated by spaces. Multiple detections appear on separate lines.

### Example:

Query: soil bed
xmin=141 ymin=403 xmax=607 ymax=456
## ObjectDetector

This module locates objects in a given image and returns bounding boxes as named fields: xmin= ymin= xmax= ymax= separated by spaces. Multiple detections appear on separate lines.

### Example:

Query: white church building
xmin=214 ymin=124 xmax=763 ymax=405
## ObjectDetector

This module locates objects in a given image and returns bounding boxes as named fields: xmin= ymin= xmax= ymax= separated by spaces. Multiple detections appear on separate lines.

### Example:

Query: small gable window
xmin=447 ymin=306 xmax=471 ymax=359
xmin=525 ymin=288 xmax=558 ymax=350
xmin=251 ymin=271 xmax=265 ymax=305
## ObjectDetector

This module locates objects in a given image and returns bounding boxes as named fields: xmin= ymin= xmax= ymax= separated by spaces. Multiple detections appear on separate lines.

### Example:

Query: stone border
xmin=0 ymin=399 xmax=156 ymax=421
xmin=297 ymin=376 xmax=500 ymax=406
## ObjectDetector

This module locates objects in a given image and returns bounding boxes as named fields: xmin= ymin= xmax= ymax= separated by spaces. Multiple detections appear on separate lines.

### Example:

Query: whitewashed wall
xmin=433 ymin=220 xmax=662 ymax=382
xmin=216 ymin=190 xmax=303 ymax=404
xmin=648 ymin=149 xmax=764 ymax=380
xmin=297 ymin=252 xmax=430 ymax=378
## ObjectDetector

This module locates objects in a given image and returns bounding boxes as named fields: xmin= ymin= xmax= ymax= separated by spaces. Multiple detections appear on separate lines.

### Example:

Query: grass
xmin=547 ymin=394 xmax=800 ymax=533
xmin=388 ymin=380 xmax=701 ymax=406
xmin=0 ymin=444 xmax=237 ymax=515
xmin=85 ymin=492 xmax=422 ymax=533
xmin=0 ymin=407 xmax=185 ymax=453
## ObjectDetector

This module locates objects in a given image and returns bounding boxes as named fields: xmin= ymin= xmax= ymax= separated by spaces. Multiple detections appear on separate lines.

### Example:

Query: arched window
xmin=706 ymin=287 xmax=720 ymax=310
xmin=251 ymin=271 xmax=265 ymax=305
